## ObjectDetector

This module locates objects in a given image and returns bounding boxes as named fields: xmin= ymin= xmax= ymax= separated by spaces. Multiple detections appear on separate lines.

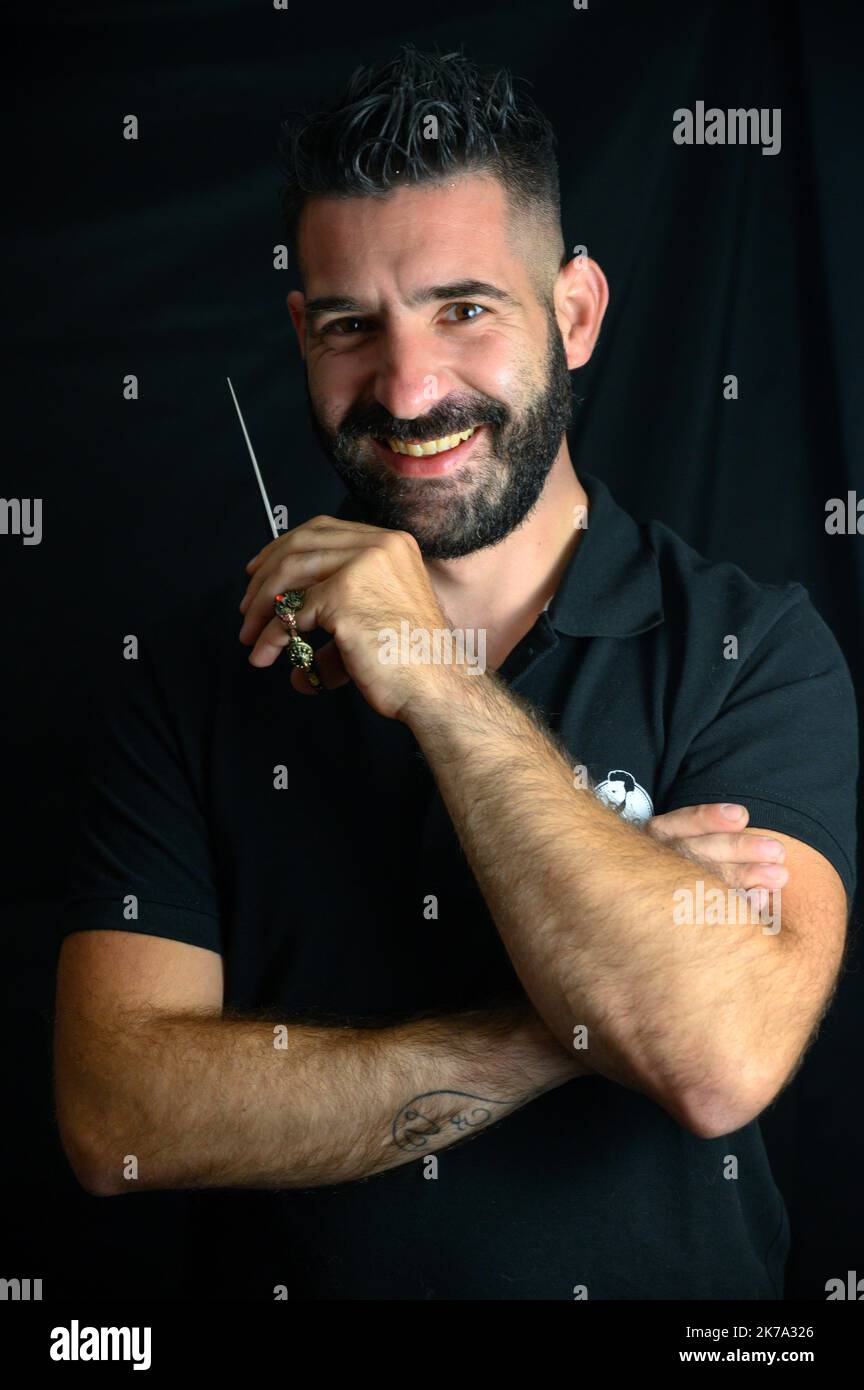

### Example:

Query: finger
xmin=245 ymin=528 xmax=303 ymax=573
xmin=245 ymin=560 xmax=346 ymax=668
xmin=238 ymin=547 xmax=357 ymax=641
xmin=243 ymin=517 xmax=385 ymax=580
xmin=649 ymin=803 xmax=750 ymax=839
xmin=673 ymin=832 xmax=786 ymax=865
xmin=711 ymin=862 xmax=789 ymax=892
xmin=240 ymin=529 xmax=390 ymax=617
xmin=241 ymin=534 xmax=339 ymax=608
xmin=245 ymin=614 xmax=303 ymax=667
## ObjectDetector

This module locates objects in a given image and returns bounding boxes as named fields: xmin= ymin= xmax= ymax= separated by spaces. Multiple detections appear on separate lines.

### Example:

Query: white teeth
xmin=385 ymin=426 xmax=476 ymax=456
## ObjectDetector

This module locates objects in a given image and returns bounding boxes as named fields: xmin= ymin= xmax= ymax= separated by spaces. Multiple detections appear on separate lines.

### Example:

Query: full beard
xmin=304 ymin=300 xmax=573 ymax=561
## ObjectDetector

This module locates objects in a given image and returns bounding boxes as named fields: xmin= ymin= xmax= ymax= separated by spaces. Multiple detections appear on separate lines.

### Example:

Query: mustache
xmin=335 ymin=396 xmax=509 ymax=444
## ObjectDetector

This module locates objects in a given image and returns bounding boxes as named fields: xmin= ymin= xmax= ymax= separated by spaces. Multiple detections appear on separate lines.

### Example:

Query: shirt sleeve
xmin=660 ymin=585 xmax=859 ymax=907
xmin=58 ymin=637 xmax=223 ymax=954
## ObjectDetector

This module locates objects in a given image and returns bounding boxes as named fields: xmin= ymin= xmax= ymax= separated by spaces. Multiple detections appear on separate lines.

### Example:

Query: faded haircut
xmin=276 ymin=43 xmax=566 ymax=297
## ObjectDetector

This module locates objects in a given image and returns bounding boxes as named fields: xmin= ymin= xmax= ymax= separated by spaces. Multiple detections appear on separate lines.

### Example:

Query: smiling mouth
xmin=377 ymin=426 xmax=478 ymax=457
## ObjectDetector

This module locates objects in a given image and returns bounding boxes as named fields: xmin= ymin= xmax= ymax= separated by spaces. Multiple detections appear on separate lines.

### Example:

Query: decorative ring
xmin=274 ymin=589 xmax=324 ymax=691
xmin=274 ymin=589 xmax=306 ymax=624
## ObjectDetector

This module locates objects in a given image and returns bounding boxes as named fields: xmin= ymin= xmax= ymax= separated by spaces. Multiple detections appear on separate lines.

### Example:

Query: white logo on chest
xmin=594 ymin=770 xmax=654 ymax=824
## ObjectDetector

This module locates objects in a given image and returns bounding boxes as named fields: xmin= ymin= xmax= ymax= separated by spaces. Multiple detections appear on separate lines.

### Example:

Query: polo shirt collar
xmin=333 ymin=466 xmax=664 ymax=640
xmin=545 ymin=470 xmax=665 ymax=638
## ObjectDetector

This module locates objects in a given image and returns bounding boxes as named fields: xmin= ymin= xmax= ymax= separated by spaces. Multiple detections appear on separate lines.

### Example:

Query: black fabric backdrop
xmin=4 ymin=0 xmax=862 ymax=1299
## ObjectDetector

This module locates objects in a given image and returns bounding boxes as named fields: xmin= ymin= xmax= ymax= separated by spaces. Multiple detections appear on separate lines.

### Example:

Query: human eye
xmin=439 ymin=302 xmax=488 ymax=323
xmin=320 ymin=316 xmax=371 ymax=336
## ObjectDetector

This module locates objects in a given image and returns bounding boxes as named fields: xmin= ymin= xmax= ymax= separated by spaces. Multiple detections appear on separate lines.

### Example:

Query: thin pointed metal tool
xmin=226 ymin=376 xmax=279 ymax=540
xmin=226 ymin=376 xmax=325 ymax=692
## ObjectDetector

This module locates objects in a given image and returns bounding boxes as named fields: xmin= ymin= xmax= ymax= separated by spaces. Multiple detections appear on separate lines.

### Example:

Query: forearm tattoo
xmin=392 ymin=1090 xmax=508 ymax=1151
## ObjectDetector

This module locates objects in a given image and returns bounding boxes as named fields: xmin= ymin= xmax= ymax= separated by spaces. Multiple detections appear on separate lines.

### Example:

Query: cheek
xmin=309 ymin=360 xmax=362 ymax=430
xmin=459 ymin=329 xmax=540 ymax=405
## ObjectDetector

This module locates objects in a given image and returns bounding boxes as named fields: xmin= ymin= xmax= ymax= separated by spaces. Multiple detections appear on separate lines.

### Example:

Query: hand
xmin=647 ymin=803 xmax=789 ymax=894
xmin=238 ymin=516 xmax=456 ymax=721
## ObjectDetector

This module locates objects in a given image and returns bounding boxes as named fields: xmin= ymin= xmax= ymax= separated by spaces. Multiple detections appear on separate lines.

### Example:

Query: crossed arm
xmin=54 ymin=675 xmax=847 ymax=1194
xmin=403 ymin=668 xmax=849 ymax=1138
xmin=54 ymin=937 xmax=583 ymax=1196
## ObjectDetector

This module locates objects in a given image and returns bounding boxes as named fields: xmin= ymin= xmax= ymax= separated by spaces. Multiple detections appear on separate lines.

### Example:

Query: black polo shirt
xmin=60 ymin=469 xmax=858 ymax=1300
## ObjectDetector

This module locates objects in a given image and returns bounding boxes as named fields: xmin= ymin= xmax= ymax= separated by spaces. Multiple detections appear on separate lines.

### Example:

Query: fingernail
xmin=721 ymin=804 xmax=746 ymax=821
xmin=761 ymin=864 xmax=786 ymax=881
xmin=755 ymin=837 xmax=784 ymax=859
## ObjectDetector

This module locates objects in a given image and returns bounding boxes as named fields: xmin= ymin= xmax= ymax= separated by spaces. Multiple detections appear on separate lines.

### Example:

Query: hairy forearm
xmin=59 ymin=1003 xmax=583 ymax=1196
xmin=406 ymin=671 xmax=793 ymax=1130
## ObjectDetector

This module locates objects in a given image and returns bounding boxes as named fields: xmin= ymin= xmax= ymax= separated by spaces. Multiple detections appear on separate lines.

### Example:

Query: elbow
xmin=77 ymin=1163 xmax=123 ymax=1199
xmin=666 ymin=1064 xmax=781 ymax=1140
xmin=55 ymin=1092 xmax=125 ymax=1197
xmin=59 ymin=1126 xmax=123 ymax=1197
xmin=670 ymin=1090 xmax=760 ymax=1141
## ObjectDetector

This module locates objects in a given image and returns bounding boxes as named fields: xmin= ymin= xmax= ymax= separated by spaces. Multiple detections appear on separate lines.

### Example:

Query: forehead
xmin=297 ymin=174 xmax=528 ymax=294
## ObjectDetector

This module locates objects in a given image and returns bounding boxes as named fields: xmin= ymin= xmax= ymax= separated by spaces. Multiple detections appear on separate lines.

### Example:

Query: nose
xmin=371 ymin=323 xmax=448 ymax=423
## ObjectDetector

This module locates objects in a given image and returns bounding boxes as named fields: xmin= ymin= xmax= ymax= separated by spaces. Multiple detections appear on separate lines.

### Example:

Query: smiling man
xmin=55 ymin=46 xmax=858 ymax=1301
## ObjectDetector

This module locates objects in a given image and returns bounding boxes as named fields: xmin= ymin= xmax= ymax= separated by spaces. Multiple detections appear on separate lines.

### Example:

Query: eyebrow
xmin=304 ymin=279 xmax=521 ymax=322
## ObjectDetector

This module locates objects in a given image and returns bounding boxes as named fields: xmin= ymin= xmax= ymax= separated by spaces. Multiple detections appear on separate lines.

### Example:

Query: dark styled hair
xmin=609 ymin=771 xmax=636 ymax=793
xmin=277 ymin=44 xmax=565 ymax=289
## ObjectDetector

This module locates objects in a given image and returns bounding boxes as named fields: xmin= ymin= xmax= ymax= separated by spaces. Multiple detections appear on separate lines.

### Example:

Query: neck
xmin=424 ymin=442 xmax=588 ymax=643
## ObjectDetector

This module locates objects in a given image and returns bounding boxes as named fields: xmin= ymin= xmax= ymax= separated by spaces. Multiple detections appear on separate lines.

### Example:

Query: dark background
xmin=4 ymin=0 xmax=862 ymax=1299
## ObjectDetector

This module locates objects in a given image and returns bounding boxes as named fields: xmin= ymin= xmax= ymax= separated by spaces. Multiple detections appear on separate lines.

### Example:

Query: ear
xmin=287 ymin=290 xmax=307 ymax=360
xmin=553 ymin=255 xmax=610 ymax=370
